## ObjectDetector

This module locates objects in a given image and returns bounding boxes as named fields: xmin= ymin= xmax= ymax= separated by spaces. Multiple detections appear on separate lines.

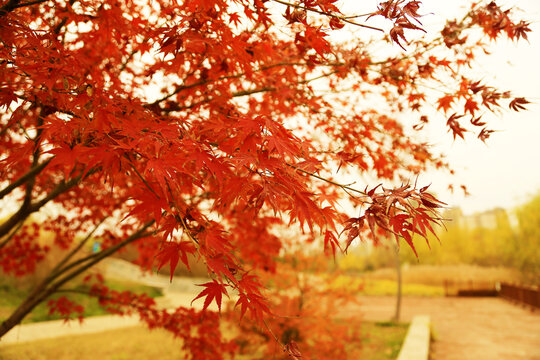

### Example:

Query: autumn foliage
xmin=0 ymin=0 xmax=530 ymax=358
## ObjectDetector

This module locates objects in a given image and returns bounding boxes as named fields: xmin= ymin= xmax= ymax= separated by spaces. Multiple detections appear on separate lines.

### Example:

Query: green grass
xmin=360 ymin=321 xmax=408 ymax=359
xmin=0 ymin=280 xmax=162 ymax=324
xmin=329 ymin=274 xmax=444 ymax=296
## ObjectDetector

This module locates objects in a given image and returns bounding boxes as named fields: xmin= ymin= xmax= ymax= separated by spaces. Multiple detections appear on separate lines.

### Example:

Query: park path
xmin=352 ymin=296 xmax=540 ymax=360
xmin=2 ymin=260 xmax=539 ymax=359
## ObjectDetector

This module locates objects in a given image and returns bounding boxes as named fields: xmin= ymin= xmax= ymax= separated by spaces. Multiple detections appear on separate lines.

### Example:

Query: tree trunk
xmin=0 ymin=221 xmax=154 ymax=340
xmin=393 ymin=243 xmax=402 ymax=322
xmin=0 ymin=283 xmax=48 ymax=339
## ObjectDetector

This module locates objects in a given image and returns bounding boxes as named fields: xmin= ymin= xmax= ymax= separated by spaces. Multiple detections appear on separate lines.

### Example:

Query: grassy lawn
xmin=361 ymin=321 xmax=408 ymax=359
xmin=0 ymin=326 xmax=185 ymax=360
xmin=0 ymin=280 xmax=162 ymax=324
xmin=0 ymin=321 xmax=407 ymax=360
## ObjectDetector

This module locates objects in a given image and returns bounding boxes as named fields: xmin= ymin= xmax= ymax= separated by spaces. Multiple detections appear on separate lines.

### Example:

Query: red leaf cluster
xmin=0 ymin=0 xmax=531 ymax=357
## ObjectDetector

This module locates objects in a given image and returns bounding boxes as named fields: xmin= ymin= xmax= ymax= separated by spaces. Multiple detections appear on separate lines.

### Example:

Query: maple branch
xmin=0 ymin=169 xmax=93 ymax=240
xmin=47 ymin=217 xmax=108 ymax=281
xmin=22 ymin=108 xmax=48 ymax=210
xmin=0 ymin=220 xmax=154 ymax=339
xmin=370 ymin=39 xmax=443 ymax=66
xmin=12 ymin=0 xmax=48 ymax=8
xmin=0 ymin=157 xmax=52 ymax=200
xmin=52 ymin=0 xmax=77 ymax=36
xmin=0 ymin=0 xmax=47 ymax=16
xmin=0 ymin=220 xmax=23 ymax=251
xmin=271 ymin=0 xmax=384 ymax=32
xmin=29 ymin=172 xmax=85 ymax=211
xmin=51 ymin=288 xmax=156 ymax=315
xmin=0 ymin=0 xmax=20 ymax=16
xmin=161 ymin=70 xmax=340 ymax=112
xmin=127 ymin=161 xmax=161 ymax=198
xmin=147 ymin=61 xmax=320 ymax=108
xmin=46 ymin=220 xmax=155 ymax=286
xmin=286 ymin=163 xmax=368 ymax=197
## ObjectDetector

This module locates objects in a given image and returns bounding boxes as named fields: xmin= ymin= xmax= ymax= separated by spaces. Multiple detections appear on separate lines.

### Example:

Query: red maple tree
xmin=0 ymin=0 xmax=530 ymax=358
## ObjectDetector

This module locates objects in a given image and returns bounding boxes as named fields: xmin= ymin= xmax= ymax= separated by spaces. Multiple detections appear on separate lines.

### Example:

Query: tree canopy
xmin=0 ymin=0 xmax=530 ymax=358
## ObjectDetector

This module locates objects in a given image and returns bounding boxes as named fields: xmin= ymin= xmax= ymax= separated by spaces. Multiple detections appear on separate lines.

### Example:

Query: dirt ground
xmin=350 ymin=296 xmax=540 ymax=360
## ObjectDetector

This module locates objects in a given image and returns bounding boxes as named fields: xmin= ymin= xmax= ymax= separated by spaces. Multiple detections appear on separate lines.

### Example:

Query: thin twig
xmin=271 ymin=0 xmax=384 ymax=32
xmin=286 ymin=163 xmax=368 ymax=197
xmin=128 ymin=162 xmax=160 ymax=199
xmin=47 ymin=217 xmax=109 ymax=281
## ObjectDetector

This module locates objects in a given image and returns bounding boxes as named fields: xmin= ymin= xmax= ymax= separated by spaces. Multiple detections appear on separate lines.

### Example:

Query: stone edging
xmin=396 ymin=315 xmax=430 ymax=360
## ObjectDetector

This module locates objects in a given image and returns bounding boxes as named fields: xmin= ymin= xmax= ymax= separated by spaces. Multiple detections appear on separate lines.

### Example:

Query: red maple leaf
xmin=191 ymin=280 xmax=229 ymax=312
xmin=437 ymin=95 xmax=455 ymax=112
xmin=509 ymin=97 xmax=530 ymax=111
xmin=464 ymin=98 xmax=479 ymax=115
xmin=155 ymin=241 xmax=196 ymax=282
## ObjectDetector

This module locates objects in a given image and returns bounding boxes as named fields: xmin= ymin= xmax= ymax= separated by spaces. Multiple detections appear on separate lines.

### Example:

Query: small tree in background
xmin=0 ymin=0 xmax=530 ymax=357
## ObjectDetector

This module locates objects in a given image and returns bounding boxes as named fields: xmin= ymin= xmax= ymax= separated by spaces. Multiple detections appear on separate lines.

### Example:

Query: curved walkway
xmin=353 ymin=296 xmax=540 ymax=360
xmin=3 ymin=259 xmax=539 ymax=359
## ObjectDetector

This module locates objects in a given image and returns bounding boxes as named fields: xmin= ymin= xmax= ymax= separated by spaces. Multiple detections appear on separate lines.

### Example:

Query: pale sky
xmin=328 ymin=0 xmax=540 ymax=215
xmin=415 ymin=0 xmax=540 ymax=214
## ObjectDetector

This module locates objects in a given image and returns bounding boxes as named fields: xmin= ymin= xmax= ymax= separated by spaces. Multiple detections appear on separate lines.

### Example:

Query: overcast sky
xmin=414 ymin=0 xmax=540 ymax=214
xmin=328 ymin=0 xmax=540 ymax=215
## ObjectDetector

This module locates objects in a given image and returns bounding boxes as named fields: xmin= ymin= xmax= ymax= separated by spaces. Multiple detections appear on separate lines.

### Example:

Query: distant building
xmin=444 ymin=207 xmax=509 ymax=230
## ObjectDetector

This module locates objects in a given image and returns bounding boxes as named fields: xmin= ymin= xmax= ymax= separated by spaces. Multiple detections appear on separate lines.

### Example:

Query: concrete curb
xmin=397 ymin=315 xmax=431 ymax=360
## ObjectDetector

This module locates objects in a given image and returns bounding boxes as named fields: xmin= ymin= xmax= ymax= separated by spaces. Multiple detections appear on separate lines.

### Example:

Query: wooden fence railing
xmin=499 ymin=283 xmax=540 ymax=310
xmin=443 ymin=280 xmax=540 ymax=310
xmin=443 ymin=280 xmax=498 ymax=297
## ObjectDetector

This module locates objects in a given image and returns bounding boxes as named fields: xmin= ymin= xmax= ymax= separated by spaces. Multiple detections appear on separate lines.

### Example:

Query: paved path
xmin=351 ymin=296 xmax=540 ymax=360
xmin=3 ymin=260 xmax=539 ymax=360
xmin=0 ymin=315 xmax=140 ymax=345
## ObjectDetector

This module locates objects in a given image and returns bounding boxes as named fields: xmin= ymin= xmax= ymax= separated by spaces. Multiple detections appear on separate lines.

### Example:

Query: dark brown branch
xmin=0 ymin=157 xmax=52 ymax=201
xmin=286 ymin=163 xmax=368 ymax=197
xmin=0 ymin=169 xmax=93 ymax=240
xmin=146 ymin=62 xmax=315 ymax=108
xmin=29 ymin=173 xmax=84 ymax=212
xmin=0 ymin=0 xmax=47 ymax=16
xmin=0 ymin=220 xmax=23 ymax=251
xmin=45 ymin=220 xmax=155 ymax=286
xmin=22 ymin=109 xmax=48 ymax=209
xmin=47 ymin=221 xmax=155 ymax=290
xmin=0 ymin=220 xmax=154 ymax=339
xmin=12 ymin=0 xmax=48 ymax=9
xmin=0 ymin=0 xmax=21 ymax=16
xmin=52 ymin=0 xmax=76 ymax=35
xmin=128 ymin=162 xmax=160 ymax=199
